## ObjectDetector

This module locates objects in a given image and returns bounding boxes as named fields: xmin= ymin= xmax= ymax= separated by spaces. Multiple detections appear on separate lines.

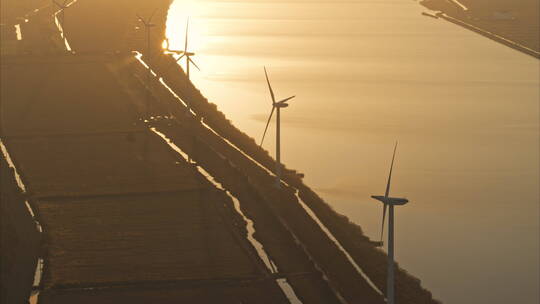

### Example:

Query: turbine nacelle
xmin=276 ymin=102 xmax=290 ymax=108
xmin=371 ymin=196 xmax=409 ymax=206
xmin=274 ymin=95 xmax=295 ymax=108
xmin=168 ymin=50 xmax=184 ymax=55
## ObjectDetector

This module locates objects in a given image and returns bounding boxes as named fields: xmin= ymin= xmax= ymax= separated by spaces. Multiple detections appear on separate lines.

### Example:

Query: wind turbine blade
xmin=380 ymin=204 xmax=387 ymax=242
xmin=188 ymin=57 xmax=200 ymax=71
xmin=63 ymin=0 xmax=69 ymax=7
xmin=176 ymin=54 xmax=186 ymax=62
xmin=385 ymin=142 xmax=398 ymax=198
xmin=184 ymin=18 xmax=189 ymax=52
xmin=264 ymin=67 xmax=276 ymax=104
xmin=260 ymin=106 xmax=276 ymax=147
xmin=148 ymin=8 xmax=158 ymax=23
xmin=277 ymin=95 xmax=296 ymax=105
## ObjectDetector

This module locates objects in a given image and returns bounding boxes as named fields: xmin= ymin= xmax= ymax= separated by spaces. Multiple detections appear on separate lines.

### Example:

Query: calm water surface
xmin=166 ymin=1 xmax=540 ymax=303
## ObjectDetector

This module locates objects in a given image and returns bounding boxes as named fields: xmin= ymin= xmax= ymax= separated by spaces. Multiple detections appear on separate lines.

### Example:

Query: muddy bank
xmin=117 ymin=56 xmax=343 ymax=303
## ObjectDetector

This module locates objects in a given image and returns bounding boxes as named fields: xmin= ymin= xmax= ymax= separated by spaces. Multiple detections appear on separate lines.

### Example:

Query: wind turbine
xmin=136 ymin=9 xmax=157 ymax=60
xmin=137 ymin=10 xmax=158 ymax=117
xmin=260 ymin=67 xmax=295 ymax=188
xmin=169 ymin=18 xmax=200 ymax=79
xmin=53 ymin=0 xmax=69 ymax=29
xmin=371 ymin=142 xmax=409 ymax=304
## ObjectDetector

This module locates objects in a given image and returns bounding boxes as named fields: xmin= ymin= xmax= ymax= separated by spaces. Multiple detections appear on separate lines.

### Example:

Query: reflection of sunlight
xmin=165 ymin=0 xmax=205 ymax=52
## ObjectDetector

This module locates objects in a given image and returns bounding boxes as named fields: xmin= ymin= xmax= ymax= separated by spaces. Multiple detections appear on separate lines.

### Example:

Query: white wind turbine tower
xmin=260 ymin=67 xmax=295 ymax=188
xmin=170 ymin=18 xmax=200 ymax=80
xmin=371 ymin=142 xmax=409 ymax=304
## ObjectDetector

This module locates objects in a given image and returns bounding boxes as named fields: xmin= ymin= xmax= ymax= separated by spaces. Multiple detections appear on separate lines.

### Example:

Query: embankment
xmin=420 ymin=0 xmax=539 ymax=58
xmin=115 ymin=55 xmax=357 ymax=304
xmin=141 ymin=52 xmax=441 ymax=304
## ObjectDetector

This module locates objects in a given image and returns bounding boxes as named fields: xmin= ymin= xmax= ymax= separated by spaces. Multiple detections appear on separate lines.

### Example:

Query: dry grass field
xmin=1 ymin=52 xmax=287 ymax=302
xmin=1 ymin=56 xmax=141 ymax=136
xmin=36 ymin=192 xmax=260 ymax=288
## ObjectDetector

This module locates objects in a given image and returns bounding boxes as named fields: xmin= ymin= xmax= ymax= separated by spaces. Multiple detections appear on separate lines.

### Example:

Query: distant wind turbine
xmin=137 ymin=9 xmax=157 ymax=60
xmin=260 ymin=67 xmax=295 ymax=188
xmin=371 ymin=142 xmax=409 ymax=304
xmin=53 ymin=0 xmax=69 ymax=29
xmin=137 ymin=10 xmax=158 ymax=117
xmin=169 ymin=18 xmax=200 ymax=79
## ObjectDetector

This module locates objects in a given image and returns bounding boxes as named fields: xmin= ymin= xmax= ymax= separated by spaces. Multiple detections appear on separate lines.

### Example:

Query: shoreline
xmin=419 ymin=0 xmax=540 ymax=59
